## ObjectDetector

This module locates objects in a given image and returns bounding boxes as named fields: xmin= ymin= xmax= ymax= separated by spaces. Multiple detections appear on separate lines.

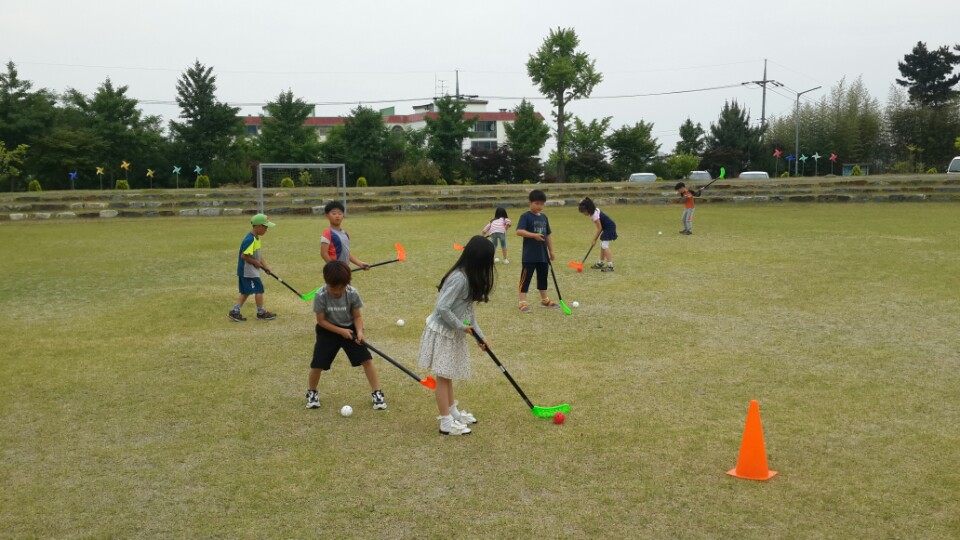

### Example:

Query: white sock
xmin=439 ymin=414 xmax=454 ymax=428
xmin=449 ymin=402 xmax=461 ymax=419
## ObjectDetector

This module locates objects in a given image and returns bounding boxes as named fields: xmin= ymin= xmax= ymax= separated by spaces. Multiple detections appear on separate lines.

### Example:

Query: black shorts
xmin=311 ymin=324 xmax=372 ymax=370
xmin=518 ymin=262 xmax=549 ymax=294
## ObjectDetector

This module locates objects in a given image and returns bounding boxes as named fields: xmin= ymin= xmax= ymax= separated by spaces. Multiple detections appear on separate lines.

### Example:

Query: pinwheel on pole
xmin=811 ymin=153 xmax=821 ymax=176
xmin=121 ymin=160 xmax=131 ymax=185
xmin=96 ymin=167 xmax=105 ymax=190
xmin=799 ymin=154 xmax=808 ymax=177
xmin=69 ymin=171 xmax=78 ymax=190
xmin=172 ymin=166 xmax=182 ymax=189
xmin=786 ymin=154 xmax=796 ymax=176
xmin=773 ymin=149 xmax=783 ymax=177
xmin=146 ymin=168 xmax=155 ymax=189
xmin=829 ymin=153 xmax=838 ymax=176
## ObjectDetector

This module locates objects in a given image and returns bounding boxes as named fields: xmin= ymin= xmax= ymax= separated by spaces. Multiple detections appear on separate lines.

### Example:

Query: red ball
xmin=553 ymin=412 xmax=566 ymax=424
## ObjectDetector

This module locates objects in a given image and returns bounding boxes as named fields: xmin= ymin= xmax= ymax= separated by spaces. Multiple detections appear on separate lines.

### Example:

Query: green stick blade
xmin=531 ymin=404 xmax=571 ymax=418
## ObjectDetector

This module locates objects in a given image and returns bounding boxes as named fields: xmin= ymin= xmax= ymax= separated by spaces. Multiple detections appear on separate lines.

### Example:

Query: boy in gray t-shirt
xmin=305 ymin=261 xmax=386 ymax=410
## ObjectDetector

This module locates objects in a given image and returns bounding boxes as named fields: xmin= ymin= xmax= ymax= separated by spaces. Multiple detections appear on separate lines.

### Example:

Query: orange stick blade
xmin=395 ymin=243 xmax=406 ymax=261
xmin=453 ymin=242 xmax=464 ymax=251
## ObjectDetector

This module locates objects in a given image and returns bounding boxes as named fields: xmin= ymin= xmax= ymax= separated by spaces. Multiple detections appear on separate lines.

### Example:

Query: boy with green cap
xmin=229 ymin=213 xmax=278 ymax=321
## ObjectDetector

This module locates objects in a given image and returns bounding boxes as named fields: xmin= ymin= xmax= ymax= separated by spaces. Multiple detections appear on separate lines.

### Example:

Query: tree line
xmin=2 ymin=36 xmax=960 ymax=191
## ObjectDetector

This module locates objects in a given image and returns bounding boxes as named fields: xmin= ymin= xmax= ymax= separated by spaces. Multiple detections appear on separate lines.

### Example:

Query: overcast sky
xmin=3 ymin=0 xmax=959 ymax=152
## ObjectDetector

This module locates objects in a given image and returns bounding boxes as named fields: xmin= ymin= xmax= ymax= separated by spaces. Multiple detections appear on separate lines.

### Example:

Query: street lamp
xmin=794 ymin=86 xmax=821 ymax=176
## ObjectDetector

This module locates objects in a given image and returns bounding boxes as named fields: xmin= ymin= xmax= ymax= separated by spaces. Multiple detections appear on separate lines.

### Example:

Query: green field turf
xmin=2 ymin=203 xmax=958 ymax=538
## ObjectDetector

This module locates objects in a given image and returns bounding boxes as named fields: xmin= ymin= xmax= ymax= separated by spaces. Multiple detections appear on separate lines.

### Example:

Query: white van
xmin=738 ymin=171 xmax=770 ymax=179
xmin=627 ymin=172 xmax=657 ymax=182
xmin=687 ymin=171 xmax=712 ymax=181
xmin=947 ymin=157 xmax=960 ymax=174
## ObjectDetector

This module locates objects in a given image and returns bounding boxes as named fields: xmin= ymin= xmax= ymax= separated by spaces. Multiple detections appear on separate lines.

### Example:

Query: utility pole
xmin=793 ymin=86 xmax=821 ymax=176
xmin=743 ymin=59 xmax=782 ymax=133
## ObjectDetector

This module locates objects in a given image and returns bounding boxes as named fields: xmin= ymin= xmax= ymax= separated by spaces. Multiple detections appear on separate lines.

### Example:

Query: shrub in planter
xmin=850 ymin=165 xmax=863 ymax=176
xmin=195 ymin=175 xmax=211 ymax=188
xmin=115 ymin=179 xmax=130 ymax=190
xmin=279 ymin=177 xmax=295 ymax=188
xmin=356 ymin=177 xmax=368 ymax=188
xmin=27 ymin=179 xmax=42 ymax=192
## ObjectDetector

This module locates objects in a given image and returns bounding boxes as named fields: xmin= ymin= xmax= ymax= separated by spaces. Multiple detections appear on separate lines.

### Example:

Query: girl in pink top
xmin=481 ymin=207 xmax=511 ymax=264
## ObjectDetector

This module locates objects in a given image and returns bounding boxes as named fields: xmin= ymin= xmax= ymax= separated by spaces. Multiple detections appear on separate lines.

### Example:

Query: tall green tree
xmin=62 ymin=78 xmax=167 ymax=188
xmin=256 ymin=90 xmax=322 ymax=163
xmin=0 ymin=142 xmax=29 ymax=192
xmin=424 ymin=96 xmax=476 ymax=181
xmin=0 ymin=62 xmax=58 ymax=151
xmin=896 ymin=41 xmax=960 ymax=107
xmin=701 ymin=100 xmax=764 ymax=176
xmin=527 ymin=27 xmax=602 ymax=182
xmin=344 ymin=105 xmax=389 ymax=184
xmin=504 ymin=99 xmax=549 ymax=182
xmin=169 ymin=61 xmax=242 ymax=182
xmin=675 ymin=118 xmax=705 ymax=155
xmin=607 ymin=120 xmax=660 ymax=180
xmin=564 ymin=116 xmax=612 ymax=181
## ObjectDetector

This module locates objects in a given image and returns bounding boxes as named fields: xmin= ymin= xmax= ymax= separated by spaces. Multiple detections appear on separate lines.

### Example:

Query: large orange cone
xmin=726 ymin=400 xmax=778 ymax=481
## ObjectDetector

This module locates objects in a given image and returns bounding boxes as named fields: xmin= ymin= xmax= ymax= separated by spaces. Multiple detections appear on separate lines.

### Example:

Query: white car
xmin=947 ymin=156 xmax=960 ymax=174
xmin=687 ymin=171 xmax=712 ymax=181
xmin=627 ymin=172 xmax=657 ymax=182
xmin=738 ymin=171 xmax=770 ymax=179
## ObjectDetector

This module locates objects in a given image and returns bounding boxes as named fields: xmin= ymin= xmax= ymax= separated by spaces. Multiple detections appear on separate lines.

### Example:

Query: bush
xmin=435 ymin=177 xmax=447 ymax=186
xmin=115 ymin=179 xmax=130 ymax=190
xmin=926 ymin=167 xmax=938 ymax=174
xmin=850 ymin=165 xmax=863 ymax=176
xmin=889 ymin=161 xmax=913 ymax=174
xmin=391 ymin=160 xmax=441 ymax=185
xmin=298 ymin=170 xmax=312 ymax=186
xmin=356 ymin=177 xmax=368 ymax=188
xmin=279 ymin=177 xmax=295 ymax=188
xmin=195 ymin=175 xmax=211 ymax=188
xmin=522 ymin=179 xmax=532 ymax=184
xmin=27 ymin=179 xmax=42 ymax=192
xmin=780 ymin=171 xmax=790 ymax=178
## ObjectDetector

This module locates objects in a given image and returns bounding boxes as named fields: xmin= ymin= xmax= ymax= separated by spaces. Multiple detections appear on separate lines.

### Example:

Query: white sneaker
xmin=451 ymin=401 xmax=477 ymax=424
xmin=503 ymin=259 xmax=509 ymax=265
xmin=438 ymin=416 xmax=472 ymax=435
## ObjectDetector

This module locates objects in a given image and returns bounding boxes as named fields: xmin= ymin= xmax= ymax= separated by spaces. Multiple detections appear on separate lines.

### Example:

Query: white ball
xmin=494 ymin=257 xmax=500 ymax=263
xmin=658 ymin=231 xmax=663 ymax=235
xmin=572 ymin=301 xmax=580 ymax=308
xmin=396 ymin=319 xmax=405 ymax=327
xmin=340 ymin=405 xmax=353 ymax=417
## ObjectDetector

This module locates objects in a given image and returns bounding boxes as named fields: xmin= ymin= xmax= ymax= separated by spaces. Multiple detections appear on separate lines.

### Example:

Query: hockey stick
xmin=351 ymin=243 xmax=406 ymax=272
xmin=362 ymin=339 xmax=437 ymax=390
xmin=543 ymin=242 xmax=572 ymax=315
xmin=698 ymin=167 xmax=726 ymax=192
xmin=568 ymin=243 xmax=595 ymax=273
xmin=469 ymin=331 xmax=570 ymax=419
xmin=263 ymin=269 xmax=316 ymax=302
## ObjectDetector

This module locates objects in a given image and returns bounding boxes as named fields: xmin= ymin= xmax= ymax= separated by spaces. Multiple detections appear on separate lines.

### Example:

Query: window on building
xmin=472 ymin=120 xmax=496 ymax=139
xmin=471 ymin=141 xmax=498 ymax=151
xmin=245 ymin=125 xmax=260 ymax=136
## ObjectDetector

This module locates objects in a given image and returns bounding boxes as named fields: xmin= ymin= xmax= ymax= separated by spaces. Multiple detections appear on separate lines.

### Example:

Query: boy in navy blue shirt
xmin=515 ymin=190 xmax=559 ymax=313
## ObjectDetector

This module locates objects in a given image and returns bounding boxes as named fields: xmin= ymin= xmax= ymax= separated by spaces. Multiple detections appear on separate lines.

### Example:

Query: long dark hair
xmin=578 ymin=197 xmax=596 ymax=214
xmin=490 ymin=207 xmax=508 ymax=222
xmin=438 ymin=235 xmax=495 ymax=302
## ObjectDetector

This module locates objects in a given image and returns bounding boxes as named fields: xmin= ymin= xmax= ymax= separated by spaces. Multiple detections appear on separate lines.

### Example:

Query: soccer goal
xmin=257 ymin=163 xmax=348 ymax=214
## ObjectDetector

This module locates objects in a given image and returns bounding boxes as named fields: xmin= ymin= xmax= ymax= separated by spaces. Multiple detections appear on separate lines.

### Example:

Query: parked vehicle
xmin=738 ymin=171 xmax=770 ymax=179
xmin=627 ymin=172 xmax=657 ymax=182
xmin=948 ymin=157 xmax=960 ymax=174
xmin=687 ymin=171 xmax=712 ymax=181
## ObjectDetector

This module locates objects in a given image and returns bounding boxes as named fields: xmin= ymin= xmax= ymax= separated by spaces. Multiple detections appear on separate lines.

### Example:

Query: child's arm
xmin=348 ymin=253 xmax=369 ymax=270
xmin=546 ymin=234 xmax=556 ymax=261
xmin=351 ymin=308 xmax=364 ymax=343
xmin=481 ymin=223 xmax=491 ymax=236
xmin=316 ymin=311 xmax=353 ymax=340
xmin=320 ymin=249 xmax=333 ymax=263
xmin=242 ymin=253 xmax=270 ymax=273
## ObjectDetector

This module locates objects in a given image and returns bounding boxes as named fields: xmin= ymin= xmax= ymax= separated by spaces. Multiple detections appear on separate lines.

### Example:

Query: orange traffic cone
xmin=726 ymin=400 xmax=778 ymax=481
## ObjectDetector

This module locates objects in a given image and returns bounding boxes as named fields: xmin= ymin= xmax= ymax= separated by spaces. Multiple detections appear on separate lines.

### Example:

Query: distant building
xmin=242 ymin=99 xmax=541 ymax=152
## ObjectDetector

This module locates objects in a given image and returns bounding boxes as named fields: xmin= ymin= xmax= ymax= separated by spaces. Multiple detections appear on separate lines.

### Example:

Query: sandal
xmin=519 ymin=302 xmax=531 ymax=313
xmin=540 ymin=299 xmax=560 ymax=309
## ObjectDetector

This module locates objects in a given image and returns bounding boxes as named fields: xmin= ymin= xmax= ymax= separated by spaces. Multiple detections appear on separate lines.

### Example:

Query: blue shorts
xmin=238 ymin=277 xmax=265 ymax=295
xmin=600 ymin=228 xmax=618 ymax=242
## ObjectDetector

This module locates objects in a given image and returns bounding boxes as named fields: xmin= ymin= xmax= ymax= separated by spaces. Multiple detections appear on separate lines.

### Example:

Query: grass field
xmin=2 ymin=203 xmax=959 ymax=538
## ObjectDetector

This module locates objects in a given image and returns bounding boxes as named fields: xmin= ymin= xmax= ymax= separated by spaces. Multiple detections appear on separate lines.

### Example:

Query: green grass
xmin=2 ymin=203 xmax=959 ymax=538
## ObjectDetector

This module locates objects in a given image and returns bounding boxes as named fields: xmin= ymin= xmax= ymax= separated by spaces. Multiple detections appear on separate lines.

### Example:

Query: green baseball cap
xmin=251 ymin=213 xmax=275 ymax=227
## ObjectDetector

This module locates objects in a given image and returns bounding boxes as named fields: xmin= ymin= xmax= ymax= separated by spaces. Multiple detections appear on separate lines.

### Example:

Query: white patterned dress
xmin=417 ymin=270 xmax=484 ymax=380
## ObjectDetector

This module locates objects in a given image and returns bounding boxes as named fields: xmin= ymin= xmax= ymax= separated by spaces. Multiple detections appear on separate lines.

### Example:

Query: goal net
xmin=257 ymin=163 xmax=348 ymax=213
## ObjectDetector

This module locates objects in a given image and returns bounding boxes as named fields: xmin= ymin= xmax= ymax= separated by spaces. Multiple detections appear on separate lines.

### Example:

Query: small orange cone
xmin=726 ymin=400 xmax=778 ymax=481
